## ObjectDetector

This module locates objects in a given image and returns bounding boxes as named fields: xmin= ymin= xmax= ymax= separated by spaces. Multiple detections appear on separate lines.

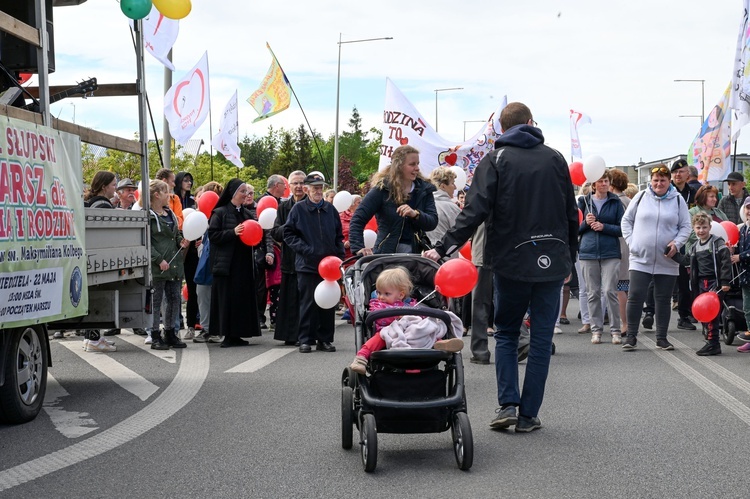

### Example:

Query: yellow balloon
xmin=153 ymin=0 xmax=191 ymax=19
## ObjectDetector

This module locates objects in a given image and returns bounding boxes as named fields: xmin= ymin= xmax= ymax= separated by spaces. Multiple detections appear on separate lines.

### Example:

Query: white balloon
xmin=314 ymin=280 xmax=341 ymax=309
xmin=449 ymin=166 xmax=467 ymax=191
xmin=363 ymin=229 xmax=377 ymax=249
xmin=182 ymin=208 xmax=196 ymax=219
xmin=583 ymin=155 xmax=606 ymax=182
xmin=709 ymin=221 xmax=728 ymax=242
xmin=308 ymin=171 xmax=325 ymax=181
xmin=182 ymin=211 xmax=208 ymax=241
xmin=133 ymin=200 xmax=141 ymax=210
xmin=258 ymin=208 xmax=277 ymax=229
xmin=332 ymin=190 xmax=353 ymax=212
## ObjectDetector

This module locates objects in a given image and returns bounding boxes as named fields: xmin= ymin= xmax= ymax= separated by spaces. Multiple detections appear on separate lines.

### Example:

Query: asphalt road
xmin=1 ymin=305 xmax=749 ymax=498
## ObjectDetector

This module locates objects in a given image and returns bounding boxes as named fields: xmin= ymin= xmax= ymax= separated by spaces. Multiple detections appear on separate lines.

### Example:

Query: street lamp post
xmin=434 ymin=87 xmax=463 ymax=133
xmin=334 ymin=33 xmax=392 ymax=191
xmin=674 ymin=79 xmax=705 ymax=124
xmin=70 ymin=102 xmax=75 ymax=124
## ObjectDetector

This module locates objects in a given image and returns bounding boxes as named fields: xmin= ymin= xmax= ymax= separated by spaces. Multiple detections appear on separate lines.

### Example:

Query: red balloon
xmin=434 ymin=259 xmax=478 ymax=298
xmin=198 ymin=191 xmax=219 ymax=218
xmin=318 ymin=255 xmax=343 ymax=281
xmin=256 ymin=196 xmax=278 ymax=215
xmin=569 ymin=162 xmax=586 ymax=186
xmin=239 ymin=220 xmax=263 ymax=246
xmin=578 ymin=208 xmax=583 ymax=225
xmin=692 ymin=291 xmax=721 ymax=323
xmin=720 ymin=221 xmax=739 ymax=246
xmin=365 ymin=217 xmax=378 ymax=232
xmin=182 ymin=283 xmax=188 ymax=301
xmin=18 ymin=73 xmax=32 ymax=84
xmin=459 ymin=241 xmax=472 ymax=262
xmin=279 ymin=176 xmax=290 ymax=198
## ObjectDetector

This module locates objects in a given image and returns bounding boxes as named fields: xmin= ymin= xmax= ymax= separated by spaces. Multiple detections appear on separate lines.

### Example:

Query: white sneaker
xmin=183 ymin=327 xmax=195 ymax=341
xmin=611 ymin=334 xmax=622 ymax=345
xmin=85 ymin=339 xmax=116 ymax=352
xmin=554 ymin=326 xmax=563 ymax=334
xmin=591 ymin=333 xmax=602 ymax=344
xmin=145 ymin=334 xmax=153 ymax=345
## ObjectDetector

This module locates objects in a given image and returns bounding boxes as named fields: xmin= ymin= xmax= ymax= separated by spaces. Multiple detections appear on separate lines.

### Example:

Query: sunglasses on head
xmin=651 ymin=166 xmax=670 ymax=175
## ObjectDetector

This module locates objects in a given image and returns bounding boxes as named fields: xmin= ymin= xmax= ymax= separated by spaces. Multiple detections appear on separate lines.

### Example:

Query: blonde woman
xmin=427 ymin=166 xmax=461 ymax=244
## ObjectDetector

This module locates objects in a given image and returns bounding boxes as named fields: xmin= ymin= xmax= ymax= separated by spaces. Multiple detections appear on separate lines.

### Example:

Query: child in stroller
xmin=349 ymin=266 xmax=464 ymax=374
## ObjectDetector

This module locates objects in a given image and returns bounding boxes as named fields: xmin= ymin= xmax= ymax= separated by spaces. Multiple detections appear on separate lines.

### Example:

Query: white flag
xmin=212 ymin=91 xmax=243 ymax=168
xmin=131 ymin=6 xmax=178 ymax=71
xmin=569 ymin=109 xmax=592 ymax=160
xmin=731 ymin=2 xmax=750 ymax=127
xmin=164 ymin=52 xmax=210 ymax=146
xmin=379 ymin=78 xmax=505 ymax=186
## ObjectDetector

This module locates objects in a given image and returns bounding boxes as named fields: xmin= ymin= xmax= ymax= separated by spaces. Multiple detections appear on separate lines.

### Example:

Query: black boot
xmin=151 ymin=330 xmax=170 ymax=350
xmin=164 ymin=328 xmax=187 ymax=348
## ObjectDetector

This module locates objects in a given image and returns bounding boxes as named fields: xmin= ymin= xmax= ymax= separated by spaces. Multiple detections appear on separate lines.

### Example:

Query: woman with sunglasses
xmin=620 ymin=164 xmax=692 ymax=351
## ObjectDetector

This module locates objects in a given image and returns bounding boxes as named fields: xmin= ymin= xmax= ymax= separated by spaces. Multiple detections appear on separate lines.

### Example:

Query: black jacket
xmin=208 ymin=204 xmax=253 ymax=276
xmin=272 ymin=195 xmax=305 ymax=274
xmin=688 ymin=235 xmax=732 ymax=293
xmin=349 ymin=177 xmax=438 ymax=254
xmin=434 ymin=124 xmax=578 ymax=282
xmin=174 ymin=172 xmax=196 ymax=210
xmin=282 ymin=198 xmax=345 ymax=274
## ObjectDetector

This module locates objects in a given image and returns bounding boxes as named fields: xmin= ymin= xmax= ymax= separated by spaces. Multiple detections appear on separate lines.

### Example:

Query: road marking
xmin=59 ymin=342 xmax=159 ymax=401
xmin=669 ymin=336 xmax=750 ymax=396
xmin=117 ymin=332 xmax=177 ymax=363
xmin=641 ymin=336 xmax=750 ymax=426
xmin=43 ymin=374 xmax=98 ymax=439
xmin=0 ymin=343 xmax=209 ymax=492
xmin=225 ymin=348 xmax=295 ymax=373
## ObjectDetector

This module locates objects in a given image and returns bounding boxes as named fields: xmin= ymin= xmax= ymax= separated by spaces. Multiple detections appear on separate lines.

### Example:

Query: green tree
xmin=268 ymin=129 xmax=297 ymax=176
xmin=295 ymin=124 xmax=313 ymax=171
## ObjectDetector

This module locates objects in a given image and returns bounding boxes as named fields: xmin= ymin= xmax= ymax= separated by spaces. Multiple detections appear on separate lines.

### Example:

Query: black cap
xmin=671 ymin=159 xmax=689 ymax=172
xmin=116 ymin=178 xmax=136 ymax=190
xmin=303 ymin=173 xmax=327 ymax=186
xmin=726 ymin=171 xmax=745 ymax=182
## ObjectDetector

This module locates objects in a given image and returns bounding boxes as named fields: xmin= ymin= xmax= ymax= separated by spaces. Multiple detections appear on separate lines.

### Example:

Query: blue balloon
xmin=121 ymin=0 xmax=153 ymax=20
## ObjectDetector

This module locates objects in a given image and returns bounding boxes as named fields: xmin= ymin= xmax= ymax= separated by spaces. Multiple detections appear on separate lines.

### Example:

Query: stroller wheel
xmin=360 ymin=414 xmax=378 ymax=472
xmin=451 ymin=412 xmax=474 ymax=471
xmin=341 ymin=386 xmax=354 ymax=449
xmin=725 ymin=320 xmax=737 ymax=346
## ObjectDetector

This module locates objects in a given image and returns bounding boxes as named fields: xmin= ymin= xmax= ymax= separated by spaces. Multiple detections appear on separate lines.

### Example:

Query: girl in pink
xmin=349 ymin=267 xmax=463 ymax=374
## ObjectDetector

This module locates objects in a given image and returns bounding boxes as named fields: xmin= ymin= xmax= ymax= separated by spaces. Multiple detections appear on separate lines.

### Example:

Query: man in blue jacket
xmin=425 ymin=102 xmax=578 ymax=433
xmin=283 ymin=173 xmax=345 ymax=353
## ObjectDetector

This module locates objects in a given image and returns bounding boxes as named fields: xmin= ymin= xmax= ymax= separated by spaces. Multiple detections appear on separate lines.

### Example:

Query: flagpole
xmin=267 ymin=44 xmax=331 ymax=182
xmin=209 ymin=102 xmax=214 ymax=181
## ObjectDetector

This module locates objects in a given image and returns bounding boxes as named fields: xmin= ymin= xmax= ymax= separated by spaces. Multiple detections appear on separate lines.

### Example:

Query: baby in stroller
xmin=349 ymin=266 xmax=464 ymax=374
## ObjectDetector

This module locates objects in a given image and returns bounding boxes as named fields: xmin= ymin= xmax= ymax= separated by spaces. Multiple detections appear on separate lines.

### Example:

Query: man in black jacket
xmin=425 ymin=102 xmax=578 ymax=433
xmin=283 ymin=173 xmax=345 ymax=353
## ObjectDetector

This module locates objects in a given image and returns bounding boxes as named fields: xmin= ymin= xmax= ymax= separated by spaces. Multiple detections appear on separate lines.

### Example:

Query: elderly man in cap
xmin=718 ymin=171 xmax=749 ymax=224
xmin=282 ymin=173 xmax=345 ymax=353
xmin=115 ymin=178 xmax=137 ymax=210
xmin=671 ymin=159 xmax=697 ymax=207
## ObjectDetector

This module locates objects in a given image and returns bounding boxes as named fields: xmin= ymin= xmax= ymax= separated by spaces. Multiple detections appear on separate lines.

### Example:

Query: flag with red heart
xmin=164 ymin=51 xmax=210 ymax=145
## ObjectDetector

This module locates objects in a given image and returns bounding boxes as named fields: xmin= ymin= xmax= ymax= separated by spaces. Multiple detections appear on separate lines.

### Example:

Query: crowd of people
xmin=59 ymin=101 xmax=750 ymax=432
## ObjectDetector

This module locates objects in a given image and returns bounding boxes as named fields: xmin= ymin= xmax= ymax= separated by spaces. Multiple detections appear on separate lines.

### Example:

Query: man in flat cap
xmin=718 ymin=171 xmax=749 ymax=224
xmin=115 ymin=178 xmax=137 ymax=210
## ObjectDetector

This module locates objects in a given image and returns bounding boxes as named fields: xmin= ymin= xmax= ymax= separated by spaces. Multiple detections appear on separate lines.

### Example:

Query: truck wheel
xmin=0 ymin=325 xmax=48 ymax=424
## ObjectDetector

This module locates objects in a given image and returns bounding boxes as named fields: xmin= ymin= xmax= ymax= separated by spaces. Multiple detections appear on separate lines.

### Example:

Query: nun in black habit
xmin=208 ymin=179 xmax=261 ymax=347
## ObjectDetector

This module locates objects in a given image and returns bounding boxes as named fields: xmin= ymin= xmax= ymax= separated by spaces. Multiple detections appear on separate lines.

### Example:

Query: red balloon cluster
xmin=318 ymin=256 xmax=343 ymax=281
xmin=434 ymin=259 xmax=478 ymax=298
xmin=692 ymin=292 xmax=720 ymax=323
xmin=569 ymin=162 xmax=586 ymax=186
xmin=198 ymin=191 xmax=219 ymax=218
xmin=720 ymin=221 xmax=740 ymax=246
xmin=256 ymin=196 xmax=278 ymax=215
xmin=239 ymin=220 xmax=263 ymax=246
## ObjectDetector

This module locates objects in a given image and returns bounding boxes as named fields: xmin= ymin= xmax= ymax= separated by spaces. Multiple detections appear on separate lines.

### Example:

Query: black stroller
xmin=721 ymin=265 xmax=747 ymax=345
xmin=340 ymin=255 xmax=472 ymax=472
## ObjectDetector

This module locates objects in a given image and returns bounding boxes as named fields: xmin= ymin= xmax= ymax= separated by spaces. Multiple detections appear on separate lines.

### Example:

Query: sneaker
xmin=559 ymin=317 xmax=570 ymax=325
xmin=677 ymin=318 xmax=697 ymax=331
xmin=642 ymin=313 xmax=654 ymax=330
xmin=591 ymin=333 xmax=601 ymax=344
xmin=577 ymin=324 xmax=591 ymax=334
xmin=696 ymin=342 xmax=721 ymax=356
xmin=736 ymin=331 xmax=750 ymax=342
xmin=183 ymin=327 xmax=195 ymax=341
xmin=193 ymin=331 xmax=209 ymax=343
xmin=687 ymin=316 xmax=698 ymax=324
xmin=145 ymin=334 xmax=153 ymax=345
xmin=554 ymin=326 xmax=563 ymax=334
xmin=82 ymin=337 xmax=115 ymax=350
xmin=433 ymin=338 xmax=464 ymax=353
xmin=208 ymin=335 xmax=223 ymax=343
xmin=656 ymin=339 xmax=674 ymax=350
xmin=611 ymin=334 xmax=622 ymax=345
xmin=194 ymin=324 xmax=203 ymax=331
xmin=622 ymin=336 xmax=637 ymax=350
xmin=350 ymin=355 xmax=367 ymax=375
xmin=132 ymin=328 xmax=148 ymax=336
xmin=53 ymin=331 xmax=64 ymax=339
xmin=85 ymin=339 xmax=116 ymax=352
xmin=490 ymin=406 xmax=518 ymax=430
xmin=737 ymin=342 xmax=750 ymax=353
xmin=515 ymin=415 xmax=542 ymax=433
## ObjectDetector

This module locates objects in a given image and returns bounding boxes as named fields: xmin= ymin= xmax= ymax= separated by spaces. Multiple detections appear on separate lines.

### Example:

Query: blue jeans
xmin=493 ymin=275 xmax=563 ymax=418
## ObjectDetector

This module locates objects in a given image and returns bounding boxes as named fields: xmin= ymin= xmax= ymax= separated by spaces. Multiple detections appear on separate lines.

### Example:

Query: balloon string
xmin=416 ymin=289 xmax=437 ymax=306
xmin=160 ymin=250 xmax=181 ymax=273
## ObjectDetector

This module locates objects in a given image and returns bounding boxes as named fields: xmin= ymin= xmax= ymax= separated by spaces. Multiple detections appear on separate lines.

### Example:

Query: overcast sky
xmin=37 ymin=0 xmax=749 ymax=168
